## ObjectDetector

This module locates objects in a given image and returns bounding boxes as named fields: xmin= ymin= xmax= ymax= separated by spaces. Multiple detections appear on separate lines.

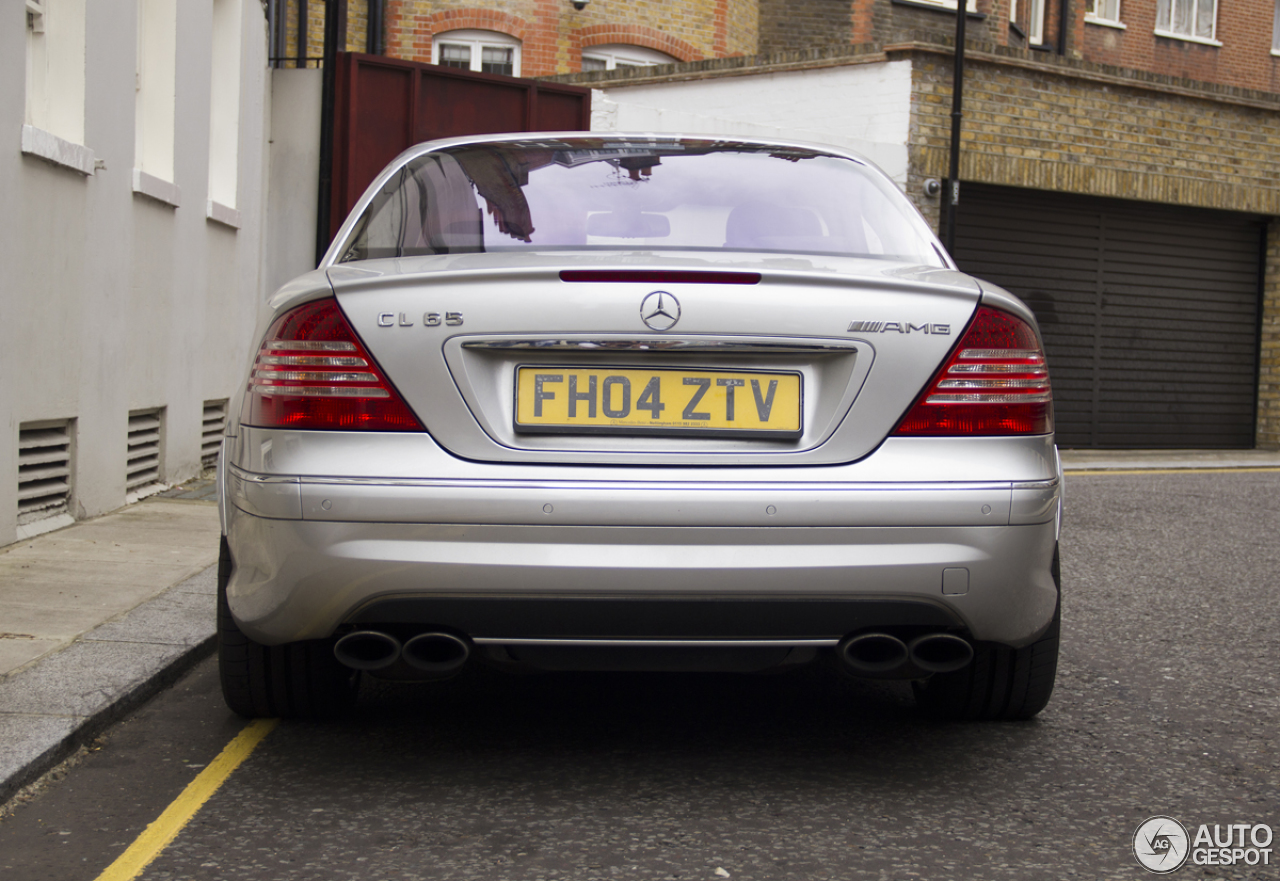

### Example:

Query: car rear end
xmin=218 ymin=134 xmax=1062 ymax=720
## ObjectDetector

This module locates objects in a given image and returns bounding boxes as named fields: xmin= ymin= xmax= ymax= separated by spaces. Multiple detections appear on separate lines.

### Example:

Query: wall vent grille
xmin=18 ymin=421 xmax=72 ymax=525
xmin=201 ymin=399 xmax=228 ymax=467
xmin=127 ymin=408 xmax=164 ymax=491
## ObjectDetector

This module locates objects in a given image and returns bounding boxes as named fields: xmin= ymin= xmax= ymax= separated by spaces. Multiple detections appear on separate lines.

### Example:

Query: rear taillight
xmin=893 ymin=306 xmax=1052 ymax=436
xmin=241 ymin=299 xmax=423 ymax=431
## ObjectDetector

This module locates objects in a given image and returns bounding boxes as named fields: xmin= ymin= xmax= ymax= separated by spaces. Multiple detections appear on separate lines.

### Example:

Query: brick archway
xmin=424 ymin=8 xmax=528 ymax=41
xmin=384 ymin=4 xmax=530 ymax=64
xmin=571 ymin=24 xmax=703 ymax=66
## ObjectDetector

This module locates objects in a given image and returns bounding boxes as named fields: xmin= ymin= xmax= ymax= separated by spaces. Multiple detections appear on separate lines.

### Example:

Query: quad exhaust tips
xmin=838 ymin=632 xmax=974 ymax=677
xmin=402 ymin=632 xmax=470 ymax=674
xmin=333 ymin=629 xmax=471 ymax=674
xmin=839 ymin=632 xmax=910 ymax=674
xmin=908 ymin=633 xmax=974 ymax=674
xmin=334 ymin=630 xmax=402 ymax=671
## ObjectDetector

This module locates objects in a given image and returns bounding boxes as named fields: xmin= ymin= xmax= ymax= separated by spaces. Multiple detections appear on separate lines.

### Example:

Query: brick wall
xmin=1081 ymin=0 xmax=1280 ymax=94
xmin=854 ymin=0 xmax=1280 ymax=93
xmin=905 ymin=42 xmax=1280 ymax=216
xmin=282 ymin=0 xmax=1280 ymax=92
xmin=281 ymin=1 xmax=374 ymax=63
xmin=281 ymin=0 xmax=322 ymax=63
xmin=347 ymin=1 xmax=370 ymax=51
xmin=758 ymin=0 xmax=853 ymax=53
xmin=377 ymin=0 xmax=758 ymax=75
xmin=880 ymin=4 xmax=1005 ymax=47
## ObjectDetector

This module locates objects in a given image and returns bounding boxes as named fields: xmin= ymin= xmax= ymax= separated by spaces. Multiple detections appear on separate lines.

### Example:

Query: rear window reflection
xmin=340 ymin=139 xmax=941 ymax=266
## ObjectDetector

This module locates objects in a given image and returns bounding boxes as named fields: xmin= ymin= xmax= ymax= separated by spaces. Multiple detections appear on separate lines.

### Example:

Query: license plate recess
xmin=514 ymin=365 xmax=802 ymax=439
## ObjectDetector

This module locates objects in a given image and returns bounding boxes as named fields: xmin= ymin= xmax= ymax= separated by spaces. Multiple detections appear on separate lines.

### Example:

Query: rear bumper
xmin=220 ymin=428 xmax=1062 ymax=648
xmin=223 ymin=511 xmax=1059 ymax=648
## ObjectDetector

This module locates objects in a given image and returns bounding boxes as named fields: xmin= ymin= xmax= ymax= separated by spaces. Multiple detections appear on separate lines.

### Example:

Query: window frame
xmin=580 ymin=44 xmax=678 ymax=72
xmin=1008 ymin=0 xmax=1047 ymax=43
xmin=208 ymin=0 xmax=243 ymax=226
xmin=901 ymin=0 xmax=980 ymax=11
xmin=1085 ymin=0 xmax=1125 ymax=27
xmin=134 ymin=0 xmax=179 ymax=201
xmin=23 ymin=0 xmax=96 ymax=175
xmin=1154 ymin=0 xmax=1221 ymax=45
xmin=1027 ymin=0 xmax=1046 ymax=44
xmin=432 ymin=29 xmax=521 ymax=77
xmin=26 ymin=0 xmax=45 ymax=32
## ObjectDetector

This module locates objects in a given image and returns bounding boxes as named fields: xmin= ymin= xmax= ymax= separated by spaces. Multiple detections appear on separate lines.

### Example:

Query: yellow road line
xmin=94 ymin=718 xmax=279 ymax=881
xmin=1066 ymin=466 xmax=1280 ymax=475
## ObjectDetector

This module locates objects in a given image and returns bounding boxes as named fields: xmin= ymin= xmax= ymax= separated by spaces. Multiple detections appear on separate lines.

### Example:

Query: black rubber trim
xmin=346 ymin=596 xmax=964 ymax=639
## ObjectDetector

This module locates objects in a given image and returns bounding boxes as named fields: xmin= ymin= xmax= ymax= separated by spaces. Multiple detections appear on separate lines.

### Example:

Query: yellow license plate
xmin=514 ymin=366 xmax=802 ymax=438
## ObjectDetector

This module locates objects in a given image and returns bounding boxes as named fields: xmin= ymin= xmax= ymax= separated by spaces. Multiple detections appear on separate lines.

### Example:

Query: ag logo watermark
xmin=1133 ymin=816 xmax=1274 ymax=873
xmin=1133 ymin=816 xmax=1189 ymax=874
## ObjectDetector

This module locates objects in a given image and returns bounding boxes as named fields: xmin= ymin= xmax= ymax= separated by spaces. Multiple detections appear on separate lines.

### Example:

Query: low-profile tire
xmin=913 ymin=548 xmax=1061 ymax=721
xmin=217 ymin=536 xmax=358 ymax=719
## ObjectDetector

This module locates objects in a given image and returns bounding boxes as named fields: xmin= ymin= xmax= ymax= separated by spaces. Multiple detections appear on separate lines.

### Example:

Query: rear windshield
xmin=338 ymin=138 xmax=943 ymax=266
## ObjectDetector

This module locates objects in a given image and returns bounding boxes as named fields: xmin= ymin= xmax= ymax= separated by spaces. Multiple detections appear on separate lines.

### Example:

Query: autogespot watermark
xmin=1133 ymin=815 xmax=1274 ymax=874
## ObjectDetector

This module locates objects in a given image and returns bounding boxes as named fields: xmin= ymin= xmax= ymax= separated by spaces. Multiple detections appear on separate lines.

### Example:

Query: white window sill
xmin=1272 ymin=49 xmax=1280 ymax=57
xmin=1085 ymin=15 xmax=1126 ymax=29
xmin=132 ymin=169 xmax=181 ymax=208
xmin=206 ymin=199 xmax=241 ymax=229
xmin=890 ymin=0 xmax=980 ymax=13
xmin=1153 ymin=29 xmax=1222 ymax=46
xmin=20 ymin=125 xmax=95 ymax=176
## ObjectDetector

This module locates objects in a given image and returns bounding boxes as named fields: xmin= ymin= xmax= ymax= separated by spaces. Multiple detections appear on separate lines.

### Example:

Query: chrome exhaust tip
xmin=838 ymin=632 xmax=910 ymax=674
xmin=402 ymin=632 xmax=471 ymax=674
xmin=333 ymin=630 xmax=402 ymax=671
xmin=908 ymin=633 xmax=974 ymax=674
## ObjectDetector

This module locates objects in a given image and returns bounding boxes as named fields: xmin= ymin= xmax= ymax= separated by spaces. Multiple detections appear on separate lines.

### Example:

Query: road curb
xmin=0 ymin=566 xmax=218 ymax=807
xmin=1060 ymin=450 xmax=1280 ymax=472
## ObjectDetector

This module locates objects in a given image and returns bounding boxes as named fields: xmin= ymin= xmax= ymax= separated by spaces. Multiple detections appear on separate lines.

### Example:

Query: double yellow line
xmin=94 ymin=719 xmax=278 ymax=881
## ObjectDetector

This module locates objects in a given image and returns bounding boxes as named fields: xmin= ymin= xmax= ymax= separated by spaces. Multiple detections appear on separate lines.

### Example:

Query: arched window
xmin=581 ymin=44 xmax=676 ymax=72
xmin=433 ymin=29 xmax=520 ymax=76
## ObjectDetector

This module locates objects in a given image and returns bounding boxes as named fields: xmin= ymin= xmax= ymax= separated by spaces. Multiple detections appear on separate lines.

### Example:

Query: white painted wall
xmin=590 ymin=60 xmax=914 ymax=186
xmin=264 ymin=68 xmax=322 ymax=297
xmin=0 ymin=0 xmax=269 ymax=546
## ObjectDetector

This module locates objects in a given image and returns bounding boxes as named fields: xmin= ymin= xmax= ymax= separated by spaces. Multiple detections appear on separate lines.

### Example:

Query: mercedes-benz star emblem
xmin=640 ymin=291 xmax=680 ymax=331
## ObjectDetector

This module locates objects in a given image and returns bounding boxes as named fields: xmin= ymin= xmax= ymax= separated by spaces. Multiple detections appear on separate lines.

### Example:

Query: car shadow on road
xmin=279 ymin=660 xmax=1057 ymax=797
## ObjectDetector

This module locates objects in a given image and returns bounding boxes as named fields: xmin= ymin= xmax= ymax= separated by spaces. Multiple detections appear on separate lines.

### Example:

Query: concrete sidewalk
xmin=2 ymin=447 xmax=1280 ymax=806
xmin=0 ymin=484 xmax=220 ymax=804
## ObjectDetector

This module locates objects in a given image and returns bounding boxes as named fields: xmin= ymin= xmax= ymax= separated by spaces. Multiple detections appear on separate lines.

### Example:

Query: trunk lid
xmin=330 ymin=252 xmax=980 ymax=466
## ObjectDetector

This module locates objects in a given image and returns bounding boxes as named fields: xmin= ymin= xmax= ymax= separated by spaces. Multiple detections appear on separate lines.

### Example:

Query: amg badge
xmin=847 ymin=321 xmax=950 ymax=335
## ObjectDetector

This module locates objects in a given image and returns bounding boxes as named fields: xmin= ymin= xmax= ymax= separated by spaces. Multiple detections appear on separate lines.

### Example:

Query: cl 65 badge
xmin=377 ymin=311 xmax=463 ymax=327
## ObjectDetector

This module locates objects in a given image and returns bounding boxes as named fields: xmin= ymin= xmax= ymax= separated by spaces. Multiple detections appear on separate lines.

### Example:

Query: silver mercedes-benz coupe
xmin=217 ymin=133 xmax=1061 ymax=721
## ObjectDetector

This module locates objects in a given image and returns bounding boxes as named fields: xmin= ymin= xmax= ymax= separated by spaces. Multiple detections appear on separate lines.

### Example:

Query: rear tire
xmin=217 ymin=536 xmax=358 ymax=719
xmin=913 ymin=547 xmax=1061 ymax=721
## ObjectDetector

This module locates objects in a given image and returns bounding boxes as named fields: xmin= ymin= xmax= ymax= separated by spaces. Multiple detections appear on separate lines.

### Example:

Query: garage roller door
xmin=952 ymin=184 xmax=1264 ymax=448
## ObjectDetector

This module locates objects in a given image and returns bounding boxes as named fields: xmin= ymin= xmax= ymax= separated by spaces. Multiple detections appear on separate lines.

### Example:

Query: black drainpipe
xmin=944 ymin=0 xmax=967 ymax=255
xmin=297 ymin=0 xmax=308 ymax=68
xmin=315 ymin=0 xmax=344 ymax=266
xmin=1058 ymin=0 xmax=1069 ymax=54
xmin=367 ymin=0 xmax=384 ymax=55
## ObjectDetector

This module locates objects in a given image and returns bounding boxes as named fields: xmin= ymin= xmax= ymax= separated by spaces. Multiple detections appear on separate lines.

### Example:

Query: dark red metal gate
xmin=328 ymin=52 xmax=592 ymax=241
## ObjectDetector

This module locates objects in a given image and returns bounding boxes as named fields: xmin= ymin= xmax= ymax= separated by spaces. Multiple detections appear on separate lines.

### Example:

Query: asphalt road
xmin=1 ymin=470 xmax=1277 ymax=881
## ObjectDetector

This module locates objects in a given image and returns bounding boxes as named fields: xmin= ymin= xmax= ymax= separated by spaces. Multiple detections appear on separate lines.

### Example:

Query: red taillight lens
xmin=893 ymin=306 xmax=1053 ymax=436
xmin=241 ymin=299 xmax=423 ymax=431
